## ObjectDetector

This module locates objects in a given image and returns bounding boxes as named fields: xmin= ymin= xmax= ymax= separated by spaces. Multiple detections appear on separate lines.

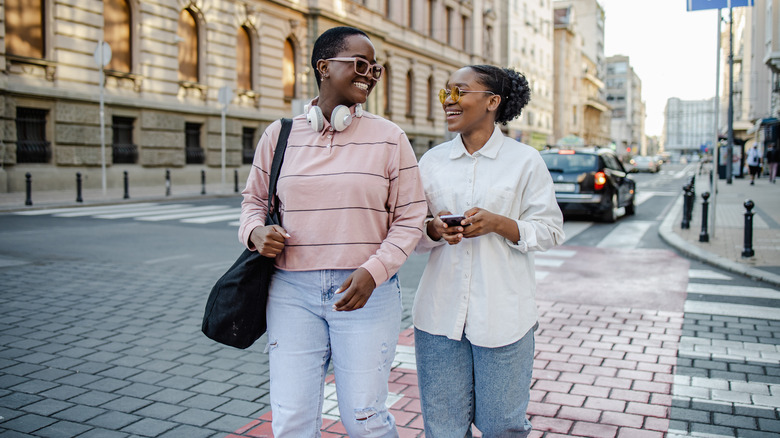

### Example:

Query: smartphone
xmin=439 ymin=214 xmax=470 ymax=227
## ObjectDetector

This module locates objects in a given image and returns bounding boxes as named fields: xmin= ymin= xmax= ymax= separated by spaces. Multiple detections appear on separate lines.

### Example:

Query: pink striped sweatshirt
xmin=239 ymin=111 xmax=427 ymax=286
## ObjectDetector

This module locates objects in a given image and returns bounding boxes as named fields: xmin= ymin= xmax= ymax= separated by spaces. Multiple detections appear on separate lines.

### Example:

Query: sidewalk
xmin=658 ymin=170 xmax=780 ymax=288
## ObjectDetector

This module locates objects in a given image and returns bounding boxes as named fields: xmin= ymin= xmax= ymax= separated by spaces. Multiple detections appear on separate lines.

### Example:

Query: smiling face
xmin=442 ymin=67 xmax=499 ymax=135
xmin=318 ymin=34 xmax=378 ymax=107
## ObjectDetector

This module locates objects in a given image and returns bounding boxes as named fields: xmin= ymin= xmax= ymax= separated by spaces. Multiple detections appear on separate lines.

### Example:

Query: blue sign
xmin=687 ymin=0 xmax=754 ymax=11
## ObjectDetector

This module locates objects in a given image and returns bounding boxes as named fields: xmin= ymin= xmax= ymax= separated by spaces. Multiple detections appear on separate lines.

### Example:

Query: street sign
xmin=93 ymin=41 xmax=112 ymax=67
xmin=687 ymin=0 xmax=753 ymax=11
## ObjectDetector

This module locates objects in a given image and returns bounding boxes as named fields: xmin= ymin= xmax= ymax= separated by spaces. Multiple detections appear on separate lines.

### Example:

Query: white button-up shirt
xmin=413 ymin=126 xmax=565 ymax=348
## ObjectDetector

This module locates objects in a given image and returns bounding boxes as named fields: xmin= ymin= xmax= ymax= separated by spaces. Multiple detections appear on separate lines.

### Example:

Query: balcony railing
xmin=112 ymin=143 xmax=138 ymax=164
xmin=16 ymin=140 xmax=51 ymax=163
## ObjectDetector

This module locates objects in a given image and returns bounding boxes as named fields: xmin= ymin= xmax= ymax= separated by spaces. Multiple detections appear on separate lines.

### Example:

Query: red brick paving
xmin=228 ymin=300 xmax=682 ymax=437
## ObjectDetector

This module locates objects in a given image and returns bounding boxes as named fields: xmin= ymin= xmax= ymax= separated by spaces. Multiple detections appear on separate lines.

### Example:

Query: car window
xmin=542 ymin=153 xmax=599 ymax=173
xmin=602 ymin=154 xmax=620 ymax=171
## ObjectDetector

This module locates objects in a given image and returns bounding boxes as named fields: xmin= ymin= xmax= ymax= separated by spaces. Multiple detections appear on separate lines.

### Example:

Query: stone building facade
xmin=1 ymin=0 xmax=501 ymax=192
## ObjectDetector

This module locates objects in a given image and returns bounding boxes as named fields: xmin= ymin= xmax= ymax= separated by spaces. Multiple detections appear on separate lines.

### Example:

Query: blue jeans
xmin=414 ymin=327 xmax=535 ymax=438
xmin=266 ymin=269 xmax=401 ymax=438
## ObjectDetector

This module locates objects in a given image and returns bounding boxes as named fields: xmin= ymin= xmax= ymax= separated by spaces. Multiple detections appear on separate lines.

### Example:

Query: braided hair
xmin=468 ymin=65 xmax=531 ymax=125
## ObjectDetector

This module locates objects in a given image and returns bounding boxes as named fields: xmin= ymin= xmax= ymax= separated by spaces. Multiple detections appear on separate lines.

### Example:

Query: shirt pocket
xmin=484 ymin=188 xmax=516 ymax=216
xmin=425 ymin=187 xmax=459 ymax=216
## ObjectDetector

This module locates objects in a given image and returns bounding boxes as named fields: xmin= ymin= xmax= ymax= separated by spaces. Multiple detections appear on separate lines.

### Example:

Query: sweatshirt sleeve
xmin=238 ymin=120 xmax=282 ymax=250
xmin=360 ymin=131 xmax=428 ymax=285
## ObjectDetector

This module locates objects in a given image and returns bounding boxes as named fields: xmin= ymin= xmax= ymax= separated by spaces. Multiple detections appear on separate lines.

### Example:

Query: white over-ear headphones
xmin=306 ymin=103 xmax=363 ymax=133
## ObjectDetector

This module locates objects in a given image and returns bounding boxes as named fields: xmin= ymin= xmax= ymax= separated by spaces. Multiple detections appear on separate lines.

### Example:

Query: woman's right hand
xmin=428 ymin=211 xmax=465 ymax=245
xmin=249 ymin=225 xmax=290 ymax=257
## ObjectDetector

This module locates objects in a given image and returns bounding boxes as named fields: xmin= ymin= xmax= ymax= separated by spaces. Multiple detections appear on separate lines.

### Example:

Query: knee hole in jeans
xmin=354 ymin=407 xmax=378 ymax=422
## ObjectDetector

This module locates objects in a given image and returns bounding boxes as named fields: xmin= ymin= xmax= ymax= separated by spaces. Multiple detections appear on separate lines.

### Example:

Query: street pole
xmin=99 ymin=43 xmax=107 ymax=195
xmin=726 ymin=0 xmax=734 ymax=184
xmin=711 ymin=9 xmax=722 ymax=238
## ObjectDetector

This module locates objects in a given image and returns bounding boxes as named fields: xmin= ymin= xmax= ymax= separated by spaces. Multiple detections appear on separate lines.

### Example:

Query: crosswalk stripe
xmin=688 ymin=269 xmax=732 ymax=280
xmin=13 ymin=203 xmax=159 ymax=216
xmin=181 ymin=212 xmax=242 ymax=224
xmin=684 ymin=301 xmax=780 ymax=320
xmin=54 ymin=204 xmax=189 ymax=217
xmin=534 ymin=258 xmax=565 ymax=267
xmin=687 ymin=283 xmax=780 ymax=300
xmin=136 ymin=206 xmax=238 ymax=221
xmin=94 ymin=205 xmax=199 ymax=219
xmin=596 ymin=221 xmax=654 ymax=249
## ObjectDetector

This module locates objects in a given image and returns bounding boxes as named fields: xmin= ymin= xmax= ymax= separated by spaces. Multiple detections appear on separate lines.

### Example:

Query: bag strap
xmin=267 ymin=118 xmax=292 ymax=219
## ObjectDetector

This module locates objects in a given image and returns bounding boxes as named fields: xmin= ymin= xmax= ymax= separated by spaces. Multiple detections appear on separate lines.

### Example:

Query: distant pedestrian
xmin=747 ymin=143 xmax=761 ymax=185
xmin=412 ymin=65 xmax=565 ymax=437
xmin=766 ymin=143 xmax=778 ymax=183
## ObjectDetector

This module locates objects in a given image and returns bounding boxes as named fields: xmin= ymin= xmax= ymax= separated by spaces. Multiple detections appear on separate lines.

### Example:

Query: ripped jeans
xmin=266 ymin=269 xmax=401 ymax=438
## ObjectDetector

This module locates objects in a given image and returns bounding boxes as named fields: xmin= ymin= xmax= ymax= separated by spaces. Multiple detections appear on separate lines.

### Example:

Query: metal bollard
xmin=699 ymin=192 xmax=710 ymax=242
xmin=234 ymin=169 xmax=239 ymax=193
xmin=76 ymin=172 xmax=83 ymax=203
xmin=681 ymin=184 xmax=693 ymax=229
xmin=165 ymin=169 xmax=171 ymax=197
xmin=25 ymin=172 xmax=32 ymax=206
xmin=201 ymin=170 xmax=206 ymax=195
xmin=123 ymin=171 xmax=130 ymax=199
xmin=742 ymin=200 xmax=755 ymax=258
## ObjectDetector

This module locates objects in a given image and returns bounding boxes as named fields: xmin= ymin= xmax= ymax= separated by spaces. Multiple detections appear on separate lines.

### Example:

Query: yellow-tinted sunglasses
xmin=438 ymin=86 xmax=496 ymax=104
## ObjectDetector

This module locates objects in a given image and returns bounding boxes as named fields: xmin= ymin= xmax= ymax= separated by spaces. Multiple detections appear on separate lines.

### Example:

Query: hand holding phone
xmin=439 ymin=214 xmax=470 ymax=227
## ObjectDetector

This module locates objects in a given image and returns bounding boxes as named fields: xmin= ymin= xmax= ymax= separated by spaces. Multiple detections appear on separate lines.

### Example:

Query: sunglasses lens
xmin=354 ymin=59 xmax=369 ymax=75
xmin=438 ymin=89 xmax=447 ymax=104
xmin=371 ymin=66 xmax=382 ymax=79
xmin=451 ymin=87 xmax=461 ymax=103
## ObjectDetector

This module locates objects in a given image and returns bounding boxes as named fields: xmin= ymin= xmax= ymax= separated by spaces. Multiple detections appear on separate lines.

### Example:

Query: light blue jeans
xmin=414 ymin=326 xmax=535 ymax=438
xmin=266 ymin=269 xmax=401 ymax=438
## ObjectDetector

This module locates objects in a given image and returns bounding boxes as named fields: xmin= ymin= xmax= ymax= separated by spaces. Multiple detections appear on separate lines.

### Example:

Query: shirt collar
xmin=449 ymin=125 xmax=504 ymax=160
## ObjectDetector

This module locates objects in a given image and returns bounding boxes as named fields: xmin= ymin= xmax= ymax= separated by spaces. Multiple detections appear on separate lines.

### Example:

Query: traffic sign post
xmin=217 ymin=86 xmax=232 ymax=191
xmin=93 ymin=41 xmax=112 ymax=195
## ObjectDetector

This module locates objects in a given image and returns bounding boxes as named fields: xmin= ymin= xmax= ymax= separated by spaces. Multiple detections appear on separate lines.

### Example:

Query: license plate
xmin=554 ymin=183 xmax=576 ymax=192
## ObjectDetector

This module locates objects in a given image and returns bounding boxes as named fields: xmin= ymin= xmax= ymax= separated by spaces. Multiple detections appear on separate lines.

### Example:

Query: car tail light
xmin=594 ymin=171 xmax=607 ymax=190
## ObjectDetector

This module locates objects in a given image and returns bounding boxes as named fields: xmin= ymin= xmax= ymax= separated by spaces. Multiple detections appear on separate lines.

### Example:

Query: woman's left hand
xmin=461 ymin=208 xmax=498 ymax=238
xmin=333 ymin=267 xmax=376 ymax=311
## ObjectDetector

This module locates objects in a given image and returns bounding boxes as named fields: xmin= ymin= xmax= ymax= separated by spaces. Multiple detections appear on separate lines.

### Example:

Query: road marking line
xmin=684 ymin=301 xmax=780 ymax=320
xmin=688 ymin=269 xmax=732 ymax=280
xmin=55 ymin=204 xmax=189 ymax=217
xmin=13 ymin=203 xmax=159 ymax=215
xmin=181 ymin=213 xmax=242 ymax=224
xmin=687 ymin=283 xmax=780 ymax=299
xmin=596 ymin=221 xmax=654 ymax=249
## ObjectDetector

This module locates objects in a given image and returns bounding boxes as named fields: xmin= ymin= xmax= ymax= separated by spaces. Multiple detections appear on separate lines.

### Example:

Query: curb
xmin=658 ymin=195 xmax=780 ymax=288
xmin=0 ymin=192 xmax=238 ymax=214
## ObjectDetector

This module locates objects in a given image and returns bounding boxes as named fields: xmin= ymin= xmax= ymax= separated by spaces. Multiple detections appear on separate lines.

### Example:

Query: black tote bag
xmin=201 ymin=118 xmax=292 ymax=349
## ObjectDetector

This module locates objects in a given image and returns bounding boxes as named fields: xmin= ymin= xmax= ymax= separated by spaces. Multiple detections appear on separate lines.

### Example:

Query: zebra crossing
xmin=12 ymin=202 xmax=244 ymax=226
xmin=668 ymin=266 xmax=780 ymax=437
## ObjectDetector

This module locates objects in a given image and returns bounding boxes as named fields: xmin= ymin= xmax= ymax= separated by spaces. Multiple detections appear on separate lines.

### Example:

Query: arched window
xmin=383 ymin=64 xmax=392 ymax=115
xmin=406 ymin=70 xmax=414 ymax=118
xmin=6 ymin=0 xmax=44 ymax=58
xmin=177 ymin=9 xmax=199 ymax=82
xmin=104 ymin=0 xmax=131 ymax=72
xmin=427 ymin=75 xmax=435 ymax=120
xmin=237 ymin=26 xmax=252 ymax=90
xmin=282 ymin=38 xmax=296 ymax=99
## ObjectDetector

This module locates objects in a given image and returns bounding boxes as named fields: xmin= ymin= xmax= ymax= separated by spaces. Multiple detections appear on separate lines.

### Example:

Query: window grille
xmin=185 ymin=122 xmax=204 ymax=164
xmin=15 ymin=108 xmax=51 ymax=163
xmin=112 ymin=116 xmax=137 ymax=164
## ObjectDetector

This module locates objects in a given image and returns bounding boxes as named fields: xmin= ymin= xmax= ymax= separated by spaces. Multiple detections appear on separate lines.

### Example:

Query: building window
xmin=461 ymin=15 xmax=470 ymax=51
xmin=427 ymin=75 xmax=435 ymax=120
xmin=484 ymin=25 xmax=493 ymax=58
xmin=407 ymin=0 xmax=414 ymax=28
xmin=427 ymin=0 xmax=435 ymax=38
xmin=386 ymin=0 xmax=392 ymax=18
xmin=406 ymin=70 xmax=414 ymax=118
xmin=237 ymin=26 xmax=252 ymax=91
xmin=445 ymin=7 xmax=453 ymax=45
xmin=185 ymin=122 xmax=204 ymax=164
xmin=6 ymin=0 xmax=45 ymax=58
xmin=178 ymin=9 xmax=199 ymax=82
xmin=384 ymin=64 xmax=392 ymax=115
xmin=283 ymin=38 xmax=296 ymax=100
xmin=104 ymin=0 xmax=131 ymax=72
xmin=112 ymin=116 xmax=137 ymax=164
xmin=242 ymin=127 xmax=256 ymax=164
xmin=16 ymin=108 xmax=51 ymax=164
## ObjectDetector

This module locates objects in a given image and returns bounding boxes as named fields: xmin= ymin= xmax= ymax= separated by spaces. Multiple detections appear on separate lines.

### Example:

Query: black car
xmin=541 ymin=147 xmax=636 ymax=222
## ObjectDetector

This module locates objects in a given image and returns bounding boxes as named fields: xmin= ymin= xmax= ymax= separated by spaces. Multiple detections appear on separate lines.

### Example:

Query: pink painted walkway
xmin=226 ymin=300 xmax=683 ymax=438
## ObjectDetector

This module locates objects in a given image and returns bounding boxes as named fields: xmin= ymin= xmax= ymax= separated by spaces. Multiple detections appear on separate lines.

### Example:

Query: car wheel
xmin=602 ymin=193 xmax=618 ymax=223
xmin=625 ymin=199 xmax=635 ymax=216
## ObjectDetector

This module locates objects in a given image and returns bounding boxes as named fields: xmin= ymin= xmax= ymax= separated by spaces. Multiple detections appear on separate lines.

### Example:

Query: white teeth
xmin=353 ymin=82 xmax=368 ymax=90
xmin=446 ymin=111 xmax=461 ymax=116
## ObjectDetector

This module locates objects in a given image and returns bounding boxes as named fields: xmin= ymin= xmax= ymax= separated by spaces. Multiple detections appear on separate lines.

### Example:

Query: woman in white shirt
xmin=413 ymin=65 xmax=565 ymax=437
